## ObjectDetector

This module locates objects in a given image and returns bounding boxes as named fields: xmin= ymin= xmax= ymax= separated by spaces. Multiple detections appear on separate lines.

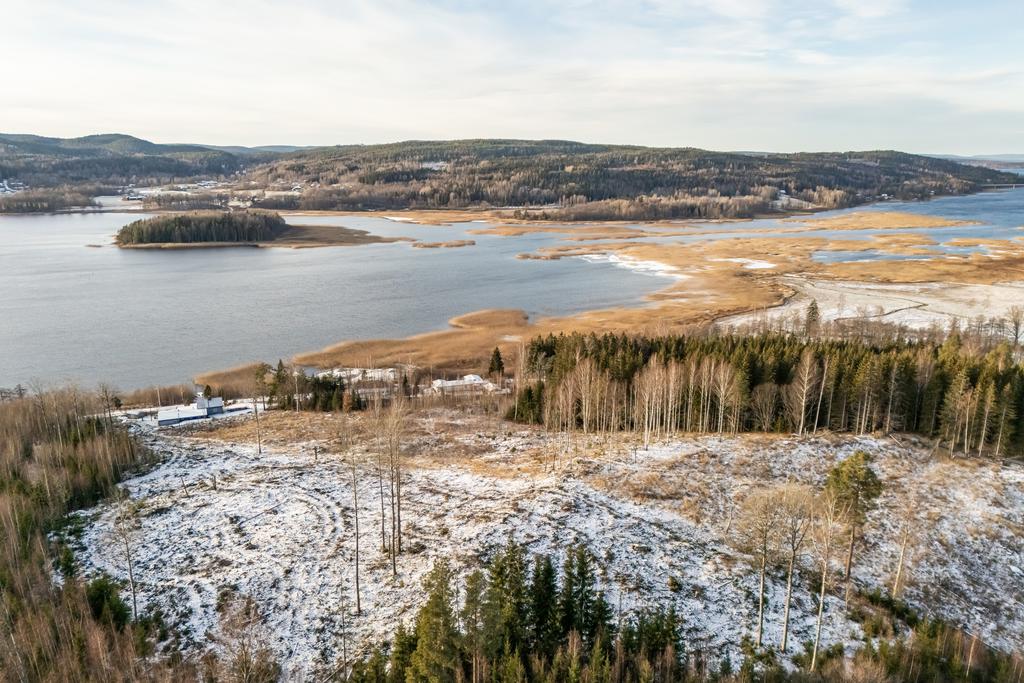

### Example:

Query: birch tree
xmin=750 ymin=383 xmax=778 ymax=432
xmin=735 ymin=488 xmax=781 ymax=648
xmin=385 ymin=395 xmax=407 ymax=562
xmin=370 ymin=396 xmax=389 ymax=554
xmin=776 ymin=484 xmax=814 ymax=653
xmin=810 ymin=491 xmax=848 ymax=672
xmin=110 ymin=498 xmax=140 ymax=622
xmin=339 ymin=418 xmax=362 ymax=616
xmin=786 ymin=348 xmax=820 ymax=435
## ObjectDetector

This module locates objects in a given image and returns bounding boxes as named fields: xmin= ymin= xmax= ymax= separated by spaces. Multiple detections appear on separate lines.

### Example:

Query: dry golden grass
xmin=272 ymin=224 xmax=411 ymax=248
xmin=120 ymin=383 xmax=196 ymax=407
xmin=293 ymin=309 xmax=531 ymax=372
xmin=468 ymin=224 xmax=701 ymax=240
xmin=189 ymin=409 xmax=377 ymax=451
xmin=784 ymin=211 xmax=976 ymax=231
xmin=827 ymin=249 xmax=1024 ymax=283
xmin=195 ymin=209 xmax=1024 ymax=383
xmin=194 ymin=362 xmax=265 ymax=395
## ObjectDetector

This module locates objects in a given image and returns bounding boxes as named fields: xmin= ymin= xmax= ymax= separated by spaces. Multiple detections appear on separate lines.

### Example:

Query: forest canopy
xmin=247 ymin=140 xmax=1019 ymax=218
xmin=512 ymin=331 xmax=1024 ymax=458
xmin=0 ymin=133 xmax=242 ymax=187
xmin=115 ymin=210 xmax=288 ymax=245
xmin=0 ymin=187 xmax=97 ymax=213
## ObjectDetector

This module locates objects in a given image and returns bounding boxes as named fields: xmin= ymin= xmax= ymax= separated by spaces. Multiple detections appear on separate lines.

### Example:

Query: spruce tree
xmin=489 ymin=347 xmax=505 ymax=378
xmin=407 ymin=560 xmax=460 ymax=682
xmin=528 ymin=554 xmax=559 ymax=657
xmin=461 ymin=569 xmax=488 ymax=683
xmin=559 ymin=544 xmax=598 ymax=644
xmin=484 ymin=541 xmax=530 ymax=658
xmin=387 ymin=622 xmax=416 ymax=683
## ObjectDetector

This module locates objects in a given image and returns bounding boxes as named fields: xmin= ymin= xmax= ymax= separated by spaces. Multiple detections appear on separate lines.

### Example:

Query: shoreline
xmin=195 ymin=197 xmax=1024 ymax=387
xmin=115 ymin=224 xmax=410 ymax=250
xmin=8 ymin=190 xmax=1014 ymax=388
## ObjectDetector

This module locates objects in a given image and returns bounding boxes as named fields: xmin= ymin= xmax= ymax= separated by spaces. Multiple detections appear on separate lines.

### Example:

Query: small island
xmin=115 ymin=210 xmax=288 ymax=247
xmin=115 ymin=210 xmax=404 ymax=249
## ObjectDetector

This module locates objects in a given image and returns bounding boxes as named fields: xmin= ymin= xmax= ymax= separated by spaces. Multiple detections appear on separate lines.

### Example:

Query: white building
xmin=429 ymin=374 xmax=498 ymax=396
xmin=157 ymin=389 xmax=225 ymax=426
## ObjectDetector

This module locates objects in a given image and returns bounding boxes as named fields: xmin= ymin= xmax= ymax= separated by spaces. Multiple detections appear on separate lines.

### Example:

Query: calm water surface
xmin=0 ymin=211 xmax=673 ymax=388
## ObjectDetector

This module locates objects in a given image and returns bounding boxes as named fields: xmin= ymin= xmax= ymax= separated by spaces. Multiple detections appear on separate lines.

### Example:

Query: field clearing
xmin=65 ymin=410 xmax=1024 ymax=678
xmin=718 ymin=277 xmax=1024 ymax=331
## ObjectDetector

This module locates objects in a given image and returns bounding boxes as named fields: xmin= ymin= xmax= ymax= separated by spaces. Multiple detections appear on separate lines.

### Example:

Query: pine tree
xmin=825 ymin=451 xmax=882 ymax=594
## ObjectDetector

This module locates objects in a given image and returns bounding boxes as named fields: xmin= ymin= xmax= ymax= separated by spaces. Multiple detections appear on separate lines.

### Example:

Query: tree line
xmin=244 ymin=141 xmax=1017 ymax=217
xmin=342 ymin=539 xmax=1021 ymax=683
xmin=510 ymin=331 xmax=1024 ymax=457
xmin=115 ymin=210 xmax=288 ymax=245
xmin=0 ymin=187 xmax=98 ymax=213
xmin=0 ymin=132 xmax=241 ymax=188
xmin=346 ymin=540 xmax=682 ymax=683
xmin=0 ymin=388 xmax=186 ymax=680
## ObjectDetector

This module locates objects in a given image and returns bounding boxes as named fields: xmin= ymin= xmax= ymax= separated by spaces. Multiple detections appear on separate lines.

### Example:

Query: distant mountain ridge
xmin=0 ymin=132 xmax=218 ymax=157
xmin=0 ymin=132 xmax=251 ymax=186
xmin=0 ymin=132 xmax=310 ymax=158
xmin=198 ymin=144 xmax=313 ymax=155
xmin=1 ymin=134 xmax=1019 ymax=216
xmin=933 ymin=153 xmax=1024 ymax=162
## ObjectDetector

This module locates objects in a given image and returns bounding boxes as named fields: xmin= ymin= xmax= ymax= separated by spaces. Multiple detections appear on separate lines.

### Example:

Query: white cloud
xmin=1 ymin=0 xmax=1021 ymax=153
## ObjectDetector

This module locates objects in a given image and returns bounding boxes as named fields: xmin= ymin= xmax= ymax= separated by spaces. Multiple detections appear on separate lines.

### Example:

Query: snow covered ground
xmin=64 ymin=412 xmax=1024 ymax=678
xmin=718 ymin=276 xmax=1024 ymax=332
xmin=577 ymin=253 xmax=690 ymax=279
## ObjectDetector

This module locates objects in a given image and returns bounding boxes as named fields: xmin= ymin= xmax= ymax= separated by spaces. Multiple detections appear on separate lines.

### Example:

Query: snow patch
xmin=577 ymin=253 xmax=690 ymax=279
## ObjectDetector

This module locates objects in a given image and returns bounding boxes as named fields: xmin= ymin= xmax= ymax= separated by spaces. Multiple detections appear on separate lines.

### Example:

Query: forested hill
xmin=4 ymin=134 xmax=1019 ymax=219
xmin=246 ymin=140 xmax=1020 ymax=218
xmin=0 ymin=133 xmax=246 ymax=187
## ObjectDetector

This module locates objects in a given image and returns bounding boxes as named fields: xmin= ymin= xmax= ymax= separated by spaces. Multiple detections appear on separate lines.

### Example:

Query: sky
xmin=3 ymin=0 xmax=1023 ymax=154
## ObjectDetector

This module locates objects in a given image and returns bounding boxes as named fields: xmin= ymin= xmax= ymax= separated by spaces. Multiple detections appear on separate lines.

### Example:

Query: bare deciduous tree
xmin=98 ymin=383 xmax=117 ymax=427
xmin=385 ymin=395 xmax=406 ymax=567
xmin=338 ymin=419 xmax=362 ymax=616
xmin=786 ymin=348 xmax=820 ymax=435
xmin=776 ymin=484 xmax=814 ymax=653
xmin=208 ymin=595 xmax=281 ymax=683
xmin=1008 ymin=305 xmax=1024 ymax=346
xmin=110 ymin=497 xmax=140 ymax=622
xmin=736 ymin=488 xmax=781 ymax=648
xmin=810 ymin=491 xmax=849 ymax=672
xmin=370 ymin=396 xmax=389 ymax=555
xmin=751 ymin=383 xmax=778 ymax=432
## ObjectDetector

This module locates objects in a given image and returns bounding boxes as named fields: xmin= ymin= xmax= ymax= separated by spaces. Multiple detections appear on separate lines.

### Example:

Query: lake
xmin=0 ymin=210 xmax=675 ymax=389
xmin=2 ymin=189 xmax=1021 ymax=389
